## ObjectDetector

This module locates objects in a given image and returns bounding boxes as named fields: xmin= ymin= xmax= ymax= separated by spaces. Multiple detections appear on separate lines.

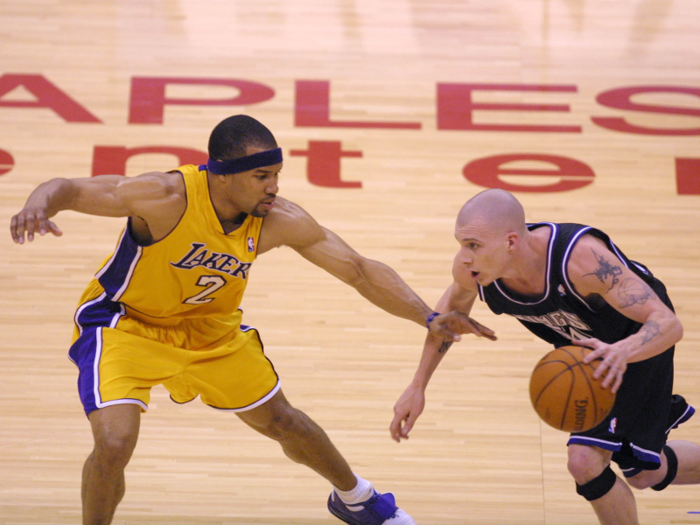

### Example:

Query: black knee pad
xmin=651 ymin=445 xmax=678 ymax=491
xmin=576 ymin=466 xmax=617 ymax=501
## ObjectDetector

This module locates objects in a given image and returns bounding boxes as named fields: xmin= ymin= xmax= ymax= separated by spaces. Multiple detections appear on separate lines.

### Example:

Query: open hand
xmin=10 ymin=207 xmax=63 ymax=244
xmin=429 ymin=311 xmax=497 ymax=342
xmin=574 ymin=337 xmax=627 ymax=394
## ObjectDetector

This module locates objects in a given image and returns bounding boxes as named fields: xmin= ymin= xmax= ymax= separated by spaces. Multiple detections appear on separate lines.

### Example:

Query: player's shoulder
xmin=259 ymin=196 xmax=322 ymax=252
xmin=126 ymin=170 xmax=186 ymax=197
xmin=569 ymin=231 xmax=611 ymax=260
xmin=160 ymin=169 xmax=187 ymax=192
xmin=269 ymin=195 xmax=305 ymax=217
xmin=265 ymin=196 xmax=316 ymax=228
xmin=566 ymin=231 xmax=621 ymax=286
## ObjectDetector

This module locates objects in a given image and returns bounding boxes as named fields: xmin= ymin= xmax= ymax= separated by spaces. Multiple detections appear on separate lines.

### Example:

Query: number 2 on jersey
xmin=183 ymin=275 xmax=227 ymax=305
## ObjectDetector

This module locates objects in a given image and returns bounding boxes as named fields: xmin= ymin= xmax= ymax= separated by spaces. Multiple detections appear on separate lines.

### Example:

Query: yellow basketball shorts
xmin=69 ymin=288 xmax=280 ymax=416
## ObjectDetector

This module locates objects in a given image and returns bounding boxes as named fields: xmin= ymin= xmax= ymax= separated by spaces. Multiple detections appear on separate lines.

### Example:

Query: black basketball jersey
xmin=477 ymin=222 xmax=672 ymax=348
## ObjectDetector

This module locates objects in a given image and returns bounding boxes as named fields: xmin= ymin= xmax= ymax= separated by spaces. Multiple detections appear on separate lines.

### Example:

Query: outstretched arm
xmin=568 ymin=235 xmax=683 ymax=393
xmin=389 ymin=277 xmax=490 ymax=442
xmin=10 ymin=172 xmax=185 ymax=244
xmin=297 ymin=225 xmax=438 ymax=328
xmin=258 ymin=198 xmax=493 ymax=340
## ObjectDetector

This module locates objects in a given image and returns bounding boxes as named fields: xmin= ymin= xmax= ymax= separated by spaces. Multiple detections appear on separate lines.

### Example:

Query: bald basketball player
xmin=10 ymin=115 xmax=493 ymax=525
xmin=391 ymin=189 xmax=700 ymax=525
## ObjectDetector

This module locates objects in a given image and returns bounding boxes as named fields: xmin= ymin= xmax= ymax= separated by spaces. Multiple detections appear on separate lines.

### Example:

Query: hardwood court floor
xmin=1 ymin=1 xmax=699 ymax=524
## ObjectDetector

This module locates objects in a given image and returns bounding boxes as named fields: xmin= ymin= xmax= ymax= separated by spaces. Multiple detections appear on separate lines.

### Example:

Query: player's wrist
xmin=425 ymin=311 xmax=440 ymax=329
xmin=410 ymin=376 xmax=429 ymax=391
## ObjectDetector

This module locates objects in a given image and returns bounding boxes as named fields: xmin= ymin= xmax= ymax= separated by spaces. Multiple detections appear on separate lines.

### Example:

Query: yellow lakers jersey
xmin=89 ymin=165 xmax=263 ymax=322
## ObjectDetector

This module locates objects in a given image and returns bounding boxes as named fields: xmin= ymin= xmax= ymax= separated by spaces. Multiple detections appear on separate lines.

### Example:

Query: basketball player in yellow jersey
xmin=10 ymin=115 xmax=496 ymax=525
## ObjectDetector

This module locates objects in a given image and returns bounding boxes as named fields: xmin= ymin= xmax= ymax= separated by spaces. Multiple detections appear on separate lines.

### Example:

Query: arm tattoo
xmin=438 ymin=340 xmax=454 ymax=354
xmin=617 ymin=278 xmax=655 ymax=308
xmin=639 ymin=320 xmax=661 ymax=345
xmin=583 ymin=249 xmax=623 ymax=292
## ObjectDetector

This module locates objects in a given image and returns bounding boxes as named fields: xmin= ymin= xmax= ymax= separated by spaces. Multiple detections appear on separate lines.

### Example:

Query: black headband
xmin=206 ymin=147 xmax=283 ymax=175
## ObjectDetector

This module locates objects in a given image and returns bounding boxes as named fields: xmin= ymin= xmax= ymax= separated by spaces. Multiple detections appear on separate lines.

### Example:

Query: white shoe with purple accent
xmin=327 ymin=489 xmax=416 ymax=525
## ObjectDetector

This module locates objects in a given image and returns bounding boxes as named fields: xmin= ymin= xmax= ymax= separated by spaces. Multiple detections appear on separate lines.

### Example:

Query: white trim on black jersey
xmin=561 ymin=227 xmax=631 ymax=313
xmin=490 ymin=222 xmax=557 ymax=306
xmin=561 ymin=226 xmax=596 ymax=312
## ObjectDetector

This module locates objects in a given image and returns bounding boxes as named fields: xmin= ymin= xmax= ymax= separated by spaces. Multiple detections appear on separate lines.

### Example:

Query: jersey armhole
xmin=144 ymin=169 xmax=189 ymax=246
xmin=561 ymin=228 xmax=600 ymax=313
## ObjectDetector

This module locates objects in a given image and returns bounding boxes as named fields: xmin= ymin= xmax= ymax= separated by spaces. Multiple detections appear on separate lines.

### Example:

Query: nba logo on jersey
xmin=247 ymin=237 xmax=255 ymax=252
xmin=608 ymin=417 xmax=617 ymax=434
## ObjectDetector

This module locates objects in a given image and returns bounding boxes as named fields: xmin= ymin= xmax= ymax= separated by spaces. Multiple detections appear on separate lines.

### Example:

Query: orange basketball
xmin=529 ymin=345 xmax=616 ymax=433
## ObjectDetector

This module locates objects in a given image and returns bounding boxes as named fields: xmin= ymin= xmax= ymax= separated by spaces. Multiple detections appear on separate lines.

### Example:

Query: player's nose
xmin=459 ymin=251 xmax=473 ymax=265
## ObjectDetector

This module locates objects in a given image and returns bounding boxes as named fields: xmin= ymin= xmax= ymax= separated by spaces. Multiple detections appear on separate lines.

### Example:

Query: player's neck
xmin=500 ymin=230 xmax=550 ymax=296
xmin=207 ymin=174 xmax=249 ymax=232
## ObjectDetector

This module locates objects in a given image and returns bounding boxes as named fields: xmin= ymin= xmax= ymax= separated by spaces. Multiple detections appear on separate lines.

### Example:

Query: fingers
xmin=471 ymin=318 xmax=497 ymax=340
xmin=10 ymin=213 xmax=23 ymax=243
xmin=389 ymin=413 xmax=410 ymax=442
xmin=575 ymin=338 xmax=617 ymax=384
xmin=599 ymin=365 xmax=614 ymax=388
xmin=592 ymin=352 xmax=614 ymax=380
xmin=430 ymin=318 xmax=460 ymax=341
xmin=389 ymin=412 xmax=416 ymax=443
xmin=389 ymin=417 xmax=400 ymax=442
xmin=10 ymin=215 xmax=18 ymax=243
xmin=599 ymin=358 xmax=625 ymax=388
xmin=433 ymin=320 xmax=460 ymax=341
xmin=47 ymin=220 xmax=63 ymax=237
xmin=10 ymin=210 xmax=61 ymax=243
xmin=600 ymin=369 xmax=623 ymax=392
xmin=431 ymin=312 xmax=497 ymax=341
xmin=11 ymin=211 xmax=34 ymax=243
xmin=590 ymin=352 xmax=625 ymax=394
xmin=575 ymin=338 xmax=602 ymax=363
xmin=400 ymin=416 xmax=415 ymax=440
xmin=391 ymin=388 xmax=423 ymax=443
xmin=610 ymin=373 xmax=623 ymax=394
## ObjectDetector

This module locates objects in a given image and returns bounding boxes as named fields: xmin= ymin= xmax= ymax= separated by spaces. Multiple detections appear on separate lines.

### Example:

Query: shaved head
xmin=457 ymin=189 xmax=526 ymax=236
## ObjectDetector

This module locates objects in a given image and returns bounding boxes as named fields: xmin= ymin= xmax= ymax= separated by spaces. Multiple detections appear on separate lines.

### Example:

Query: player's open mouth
xmin=471 ymin=271 xmax=479 ymax=279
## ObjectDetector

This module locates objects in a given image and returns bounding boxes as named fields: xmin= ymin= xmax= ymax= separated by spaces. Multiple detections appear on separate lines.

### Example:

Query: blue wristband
xmin=426 ymin=311 xmax=440 ymax=329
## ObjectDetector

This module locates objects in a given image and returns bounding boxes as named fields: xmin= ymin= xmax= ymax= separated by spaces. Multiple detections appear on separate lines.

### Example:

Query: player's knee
xmin=267 ymin=410 xmax=299 ymax=438
xmin=574 ymin=466 xmax=618 ymax=501
xmin=567 ymin=447 xmax=606 ymax=484
xmin=88 ymin=404 xmax=140 ymax=468
xmin=262 ymin=406 xmax=314 ymax=441
xmin=568 ymin=446 xmax=618 ymax=501
xmin=627 ymin=445 xmax=679 ymax=491
xmin=625 ymin=470 xmax=656 ymax=490
xmin=93 ymin=430 xmax=138 ymax=468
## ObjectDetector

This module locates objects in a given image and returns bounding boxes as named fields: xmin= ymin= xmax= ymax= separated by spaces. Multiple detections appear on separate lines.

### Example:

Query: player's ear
xmin=505 ymin=231 xmax=519 ymax=251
